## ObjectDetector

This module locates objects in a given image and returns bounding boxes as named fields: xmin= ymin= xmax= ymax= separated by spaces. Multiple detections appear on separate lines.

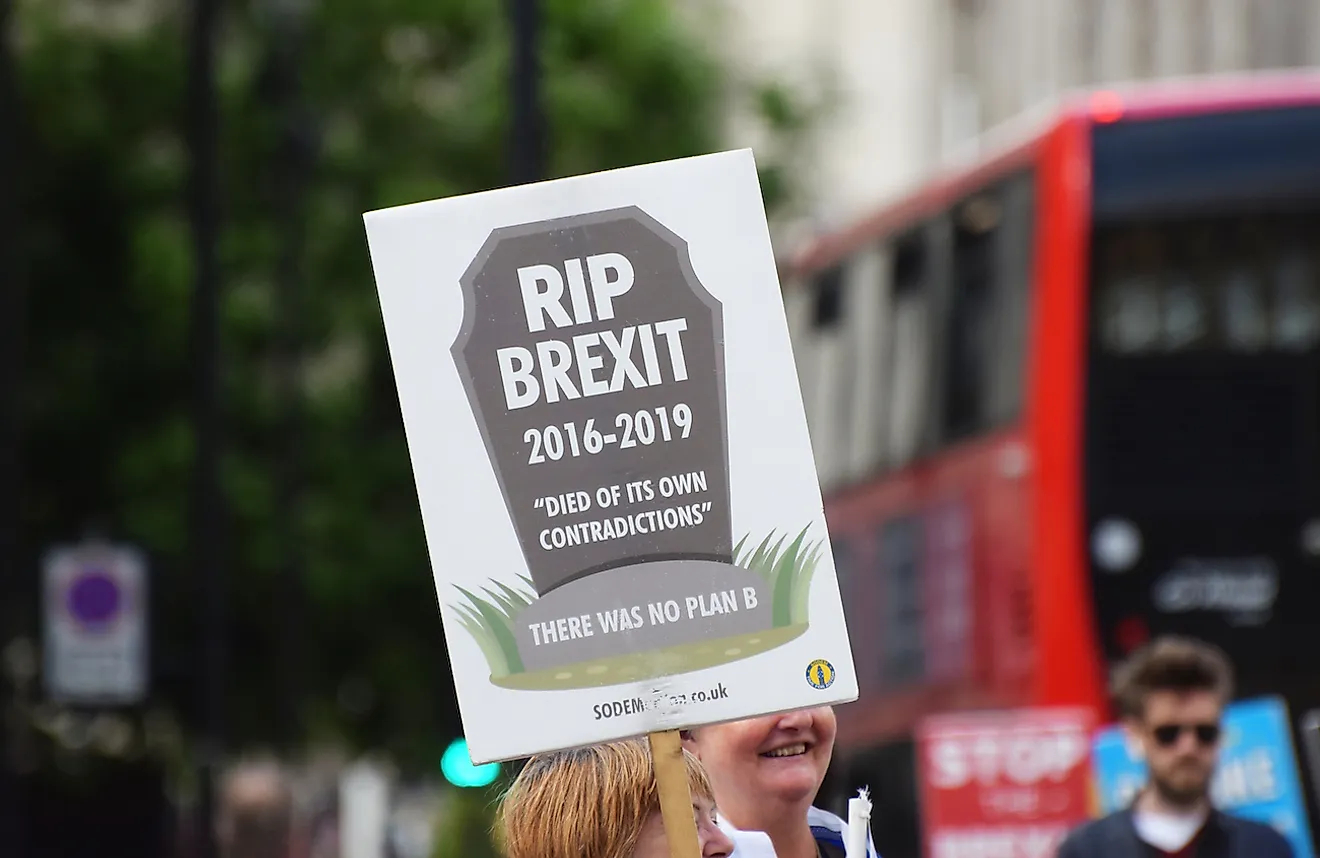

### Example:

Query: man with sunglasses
xmin=1057 ymin=636 xmax=1293 ymax=858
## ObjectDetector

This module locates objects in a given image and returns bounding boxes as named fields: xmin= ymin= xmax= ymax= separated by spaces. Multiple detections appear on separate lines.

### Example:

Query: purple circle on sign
xmin=67 ymin=568 xmax=121 ymax=629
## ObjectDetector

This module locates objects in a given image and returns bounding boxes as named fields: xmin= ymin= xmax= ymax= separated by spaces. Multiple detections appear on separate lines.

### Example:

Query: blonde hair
xmin=497 ymin=738 xmax=714 ymax=858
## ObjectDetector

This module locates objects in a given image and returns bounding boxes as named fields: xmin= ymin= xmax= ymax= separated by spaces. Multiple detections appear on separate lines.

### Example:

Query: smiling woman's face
xmin=683 ymin=707 xmax=836 ymax=830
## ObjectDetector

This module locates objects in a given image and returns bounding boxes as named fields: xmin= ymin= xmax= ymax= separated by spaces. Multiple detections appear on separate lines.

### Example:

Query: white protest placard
xmin=363 ymin=149 xmax=857 ymax=763
xmin=42 ymin=541 xmax=148 ymax=705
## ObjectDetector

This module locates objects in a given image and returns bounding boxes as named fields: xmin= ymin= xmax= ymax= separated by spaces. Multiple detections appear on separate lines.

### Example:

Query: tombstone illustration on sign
xmin=449 ymin=207 xmax=818 ymax=690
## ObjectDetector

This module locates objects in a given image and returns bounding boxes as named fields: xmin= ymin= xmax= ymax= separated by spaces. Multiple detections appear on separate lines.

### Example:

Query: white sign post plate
xmin=364 ymin=150 xmax=857 ymax=763
xmin=43 ymin=542 xmax=148 ymax=706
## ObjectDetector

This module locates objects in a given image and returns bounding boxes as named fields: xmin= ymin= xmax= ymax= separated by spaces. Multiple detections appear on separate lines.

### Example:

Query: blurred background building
xmin=697 ymin=0 xmax=1319 ymax=236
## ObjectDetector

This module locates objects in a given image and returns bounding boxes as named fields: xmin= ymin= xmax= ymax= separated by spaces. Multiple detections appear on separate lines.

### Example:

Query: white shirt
xmin=1133 ymin=807 xmax=1209 ymax=852
xmin=722 ymin=807 xmax=878 ymax=858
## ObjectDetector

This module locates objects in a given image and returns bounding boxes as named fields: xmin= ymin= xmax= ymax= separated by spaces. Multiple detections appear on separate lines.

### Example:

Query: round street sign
xmin=65 ymin=565 xmax=123 ymax=634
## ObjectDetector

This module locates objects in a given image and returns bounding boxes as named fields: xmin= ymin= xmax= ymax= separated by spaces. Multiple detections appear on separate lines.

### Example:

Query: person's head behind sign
xmin=498 ymin=738 xmax=734 ymax=858
xmin=681 ymin=706 xmax=839 ymax=858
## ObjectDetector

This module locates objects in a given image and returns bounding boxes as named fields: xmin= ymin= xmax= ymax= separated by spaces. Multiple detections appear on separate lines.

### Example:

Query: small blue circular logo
xmin=806 ymin=659 xmax=835 ymax=690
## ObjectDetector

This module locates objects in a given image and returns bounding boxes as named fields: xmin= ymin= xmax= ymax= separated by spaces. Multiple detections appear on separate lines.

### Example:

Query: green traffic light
xmin=441 ymin=738 xmax=500 ymax=787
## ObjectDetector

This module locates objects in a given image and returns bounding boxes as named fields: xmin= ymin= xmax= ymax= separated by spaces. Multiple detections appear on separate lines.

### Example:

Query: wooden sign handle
xmin=649 ymin=730 xmax=702 ymax=858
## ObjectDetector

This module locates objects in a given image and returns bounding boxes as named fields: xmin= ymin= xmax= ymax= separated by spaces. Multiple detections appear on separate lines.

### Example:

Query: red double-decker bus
xmin=785 ymin=72 xmax=1320 ymax=853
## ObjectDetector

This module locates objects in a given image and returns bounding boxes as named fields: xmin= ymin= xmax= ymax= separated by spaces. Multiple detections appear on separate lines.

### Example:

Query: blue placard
xmin=1092 ymin=696 xmax=1314 ymax=858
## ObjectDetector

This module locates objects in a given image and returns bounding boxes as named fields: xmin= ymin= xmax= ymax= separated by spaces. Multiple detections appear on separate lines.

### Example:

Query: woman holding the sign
xmin=498 ymin=738 xmax=735 ymax=858
xmin=683 ymin=707 xmax=879 ymax=858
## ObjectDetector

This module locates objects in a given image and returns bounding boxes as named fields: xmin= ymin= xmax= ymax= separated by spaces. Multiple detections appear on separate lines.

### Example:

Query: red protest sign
xmin=916 ymin=707 xmax=1096 ymax=858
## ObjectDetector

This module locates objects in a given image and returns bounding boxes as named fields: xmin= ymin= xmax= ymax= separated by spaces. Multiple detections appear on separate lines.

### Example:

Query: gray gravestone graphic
xmin=452 ymin=207 xmax=778 ymax=679
xmin=454 ymin=207 xmax=731 ymax=591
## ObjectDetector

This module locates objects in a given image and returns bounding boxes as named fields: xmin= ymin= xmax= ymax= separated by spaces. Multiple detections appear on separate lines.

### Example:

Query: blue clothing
xmin=1057 ymin=808 xmax=1293 ymax=858
xmin=725 ymin=807 xmax=880 ymax=858
xmin=808 ymin=806 xmax=880 ymax=858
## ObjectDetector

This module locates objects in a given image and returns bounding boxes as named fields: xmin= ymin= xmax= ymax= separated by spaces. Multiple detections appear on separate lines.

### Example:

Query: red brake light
xmin=1090 ymin=91 xmax=1124 ymax=124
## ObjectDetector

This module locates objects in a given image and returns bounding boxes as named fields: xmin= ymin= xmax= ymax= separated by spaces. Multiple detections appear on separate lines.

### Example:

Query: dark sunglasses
xmin=1151 ymin=722 xmax=1220 ymax=747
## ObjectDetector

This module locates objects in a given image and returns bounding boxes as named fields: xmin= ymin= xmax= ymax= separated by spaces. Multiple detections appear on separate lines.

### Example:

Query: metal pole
xmin=0 ymin=0 xmax=24 ymax=851
xmin=507 ymin=0 xmax=543 ymax=184
xmin=264 ymin=0 xmax=312 ymax=751
xmin=187 ymin=0 xmax=224 ymax=852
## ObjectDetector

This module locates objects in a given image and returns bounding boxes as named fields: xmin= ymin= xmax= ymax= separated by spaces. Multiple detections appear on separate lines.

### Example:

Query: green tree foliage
xmin=12 ymin=0 xmax=810 ymax=771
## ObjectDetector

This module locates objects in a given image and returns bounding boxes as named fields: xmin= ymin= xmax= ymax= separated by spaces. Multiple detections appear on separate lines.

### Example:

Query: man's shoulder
xmin=1056 ymin=811 xmax=1132 ymax=856
xmin=1214 ymin=812 xmax=1294 ymax=854
xmin=1058 ymin=808 xmax=1294 ymax=857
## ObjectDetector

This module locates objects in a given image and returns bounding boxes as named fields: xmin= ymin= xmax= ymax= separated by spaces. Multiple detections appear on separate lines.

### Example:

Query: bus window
xmin=846 ymin=246 xmax=889 ymax=479
xmin=1220 ymin=223 xmax=1271 ymax=353
xmin=942 ymin=196 xmax=997 ymax=441
xmin=810 ymin=263 xmax=854 ymax=488
xmin=1096 ymin=226 xmax=1165 ymax=353
xmin=1221 ymin=267 xmax=1269 ymax=351
xmin=941 ymin=171 xmax=1037 ymax=442
xmin=989 ymin=170 xmax=1035 ymax=424
xmin=1100 ymin=279 xmax=1161 ymax=353
xmin=1161 ymin=225 xmax=1212 ymax=352
xmin=885 ymin=234 xmax=930 ymax=468
xmin=1273 ymin=243 xmax=1319 ymax=351
xmin=831 ymin=534 xmax=880 ymax=697
xmin=877 ymin=515 xmax=925 ymax=687
xmin=1086 ymin=211 xmax=1320 ymax=512
xmin=1093 ymin=212 xmax=1320 ymax=356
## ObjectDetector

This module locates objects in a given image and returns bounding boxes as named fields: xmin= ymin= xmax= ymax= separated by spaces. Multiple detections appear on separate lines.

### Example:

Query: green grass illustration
xmin=732 ymin=525 xmax=824 ymax=627
xmin=453 ymin=527 xmax=824 ymax=683
xmin=451 ymin=574 xmax=536 ymax=678
xmin=494 ymin=625 xmax=809 ymax=690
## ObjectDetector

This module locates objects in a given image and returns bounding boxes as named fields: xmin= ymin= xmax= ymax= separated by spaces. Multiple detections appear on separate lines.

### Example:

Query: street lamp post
xmin=186 ymin=0 xmax=225 ymax=853
xmin=507 ymin=0 xmax=543 ymax=184
xmin=0 ymin=0 xmax=25 ymax=852
xmin=262 ymin=0 xmax=313 ymax=751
